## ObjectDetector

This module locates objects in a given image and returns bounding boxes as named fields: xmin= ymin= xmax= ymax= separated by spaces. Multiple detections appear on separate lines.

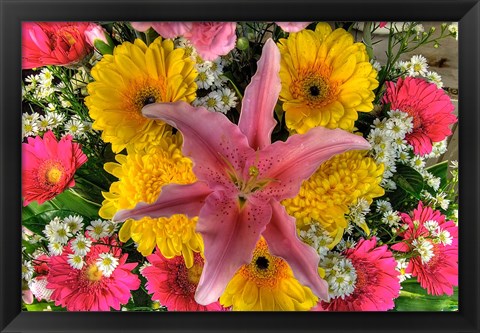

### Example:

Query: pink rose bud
xmin=84 ymin=23 xmax=109 ymax=47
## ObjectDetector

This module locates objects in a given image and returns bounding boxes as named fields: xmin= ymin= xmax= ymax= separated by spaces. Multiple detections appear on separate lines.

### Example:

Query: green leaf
xmin=22 ymin=190 xmax=100 ymax=235
xmin=393 ymin=278 xmax=458 ymax=311
xmin=392 ymin=163 xmax=424 ymax=198
xmin=94 ymin=39 xmax=113 ymax=55
xmin=426 ymin=160 xmax=449 ymax=189
xmin=24 ymin=301 xmax=66 ymax=312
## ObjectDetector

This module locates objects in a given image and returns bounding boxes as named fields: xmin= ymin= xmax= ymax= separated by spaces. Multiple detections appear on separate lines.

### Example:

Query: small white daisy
xmin=63 ymin=215 xmax=84 ymax=234
xmin=396 ymin=258 xmax=412 ymax=283
xmin=410 ymin=155 xmax=426 ymax=171
xmin=320 ymin=253 xmax=357 ymax=299
xmin=408 ymin=55 xmax=429 ymax=77
xmin=22 ymin=260 xmax=34 ymax=281
xmin=219 ymin=87 xmax=238 ymax=110
xmin=382 ymin=210 xmax=401 ymax=227
xmin=96 ymin=253 xmax=119 ymax=277
xmin=64 ymin=118 xmax=86 ymax=138
xmin=59 ymin=95 xmax=72 ymax=108
xmin=447 ymin=23 xmax=458 ymax=40
xmin=70 ymin=234 xmax=92 ymax=257
xmin=67 ymin=253 xmax=85 ymax=270
xmin=412 ymin=237 xmax=434 ymax=264
xmin=370 ymin=59 xmax=382 ymax=73
xmin=376 ymin=200 xmax=392 ymax=214
xmin=48 ymin=242 xmax=64 ymax=256
xmin=423 ymin=220 xmax=440 ymax=235
xmin=47 ymin=112 xmax=66 ymax=129
xmin=87 ymin=219 xmax=110 ymax=240
xmin=22 ymin=118 xmax=40 ymax=138
xmin=437 ymin=229 xmax=453 ymax=246
xmin=38 ymin=68 xmax=54 ymax=88
xmin=195 ymin=63 xmax=215 ymax=89
xmin=424 ymin=71 xmax=443 ymax=88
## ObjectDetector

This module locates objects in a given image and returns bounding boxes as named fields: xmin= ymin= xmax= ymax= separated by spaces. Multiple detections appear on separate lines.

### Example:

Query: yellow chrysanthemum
xmin=99 ymin=132 xmax=203 ymax=268
xmin=86 ymin=37 xmax=197 ymax=153
xmin=282 ymin=151 xmax=384 ymax=247
xmin=220 ymin=238 xmax=318 ymax=311
xmin=278 ymin=22 xmax=378 ymax=134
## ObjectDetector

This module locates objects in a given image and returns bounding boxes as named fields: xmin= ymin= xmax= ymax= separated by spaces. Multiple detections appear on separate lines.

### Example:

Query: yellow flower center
xmin=86 ymin=264 xmax=103 ymax=281
xmin=240 ymin=239 xmax=289 ymax=287
xmin=187 ymin=263 xmax=203 ymax=284
xmin=124 ymin=80 xmax=166 ymax=122
xmin=46 ymin=166 xmax=63 ymax=184
xmin=38 ymin=160 xmax=65 ymax=187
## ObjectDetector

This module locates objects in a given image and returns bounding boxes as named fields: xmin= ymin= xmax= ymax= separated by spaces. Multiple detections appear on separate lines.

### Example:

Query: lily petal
xmin=238 ymin=39 xmax=281 ymax=150
xmin=142 ymin=101 xmax=254 ymax=190
xmin=263 ymin=200 xmax=329 ymax=301
xmin=252 ymin=126 xmax=370 ymax=200
xmin=112 ymin=182 xmax=212 ymax=222
xmin=194 ymin=191 xmax=272 ymax=305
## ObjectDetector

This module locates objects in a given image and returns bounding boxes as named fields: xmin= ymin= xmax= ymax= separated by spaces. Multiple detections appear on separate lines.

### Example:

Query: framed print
xmin=1 ymin=0 xmax=479 ymax=332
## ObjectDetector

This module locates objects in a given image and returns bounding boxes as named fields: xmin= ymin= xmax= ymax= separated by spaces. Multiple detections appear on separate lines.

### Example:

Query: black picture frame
xmin=1 ymin=0 xmax=479 ymax=332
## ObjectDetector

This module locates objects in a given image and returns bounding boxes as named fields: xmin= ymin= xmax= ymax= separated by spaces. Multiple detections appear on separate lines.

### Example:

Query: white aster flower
xmin=87 ymin=219 xmax=110 ymax=240
xmin=410 ymin=155 xmax=426 ymax=171
xmin=424 ymin=71 xmax=443 ymax=88
xmin=435 ymin=193 xmax=450 ymax=210
xmin=70 ymin=234 xmax=92 ymax=257
xmin=382 ymin=210 xmax=401 ymax=227
xmin=408 ymin=55 xmax=429 ymax=77
xmin=376 ymin=200 xmax=392 ymax=214
xmin=22 ymin=118 xmax=40 ymax=138
xmin=38 ymin=68 xmax=54 ymax=87
xmin=64 ymin=118 xmax=86 ymax=138
xmin=195 ymin=62 xmax=215 ymax=89
xmin=396 ymin=258 xmax=412 ymax=283
xmin=47 ymin=112 xmax=66 ymax=129
xmin=22 ymin=260 xmax=34 ymax=281
xmin=423 ymin=220 xmax=440 ymax=235
xmin=96 ymin=253 xmax=119 ymax=277
xmin=59 ymin=95 xmax=72 ymax=108
xmin=412 ymin=238 xmax=434 ymax=264
xmin=219 ymin=87 xmax=237 ymax=110
xmin=320 ymin=253 xmax=357 ymax=299
xmin=67 ymin=253 xmax=85 ymax=269
xmin=395 ymin=60 xmax=411 ymax=73
xmin=203 ymin=92 xmax=223 ymax=112
xmin=447 ymin=23 xmax=458 ymax=40
xmin=437 ymin=229 xmax=453 ymax=246
xmin=48 ymin=242 xmax=64 ymax=256
xmin=63 ymin=215 xmax=84 ymax=234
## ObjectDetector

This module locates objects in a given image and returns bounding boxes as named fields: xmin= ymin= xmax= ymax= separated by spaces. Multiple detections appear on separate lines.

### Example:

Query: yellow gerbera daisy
xmin=220 ymin=238 xmax=318 ymax=311
xmin=86 ymin=37 xmax=197 ymax=153
xmin=278 ymin=22 xmax=378 ymax=134
xmin=98 ymin=132 xmax=203 ymax=268
xmin=282 ymin=151 xmax=384 ymax=247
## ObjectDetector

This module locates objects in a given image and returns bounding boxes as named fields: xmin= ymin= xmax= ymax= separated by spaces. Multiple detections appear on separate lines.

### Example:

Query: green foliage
xmin=394 ymin=279 xmax=458 ymax=311
xmin=22 ymin=190 xmax=100 ymax=235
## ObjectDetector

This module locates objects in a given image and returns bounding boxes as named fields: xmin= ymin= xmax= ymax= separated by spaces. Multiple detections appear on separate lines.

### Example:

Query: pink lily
xmin=113 ymin=39 xmax=370 ymax=305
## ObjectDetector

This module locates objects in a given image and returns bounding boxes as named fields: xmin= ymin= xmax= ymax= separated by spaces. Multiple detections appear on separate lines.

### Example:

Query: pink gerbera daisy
xmin=46 ymin=235 xmax=140 ymax=311
xmin=382 ymin=77 xmax=457 ymax=155
xmin=392 ymin=201 xmax=458 ymax=296
xmin=22 ymin=131 xmax=88 ymax=206
xmin=321 ymin=238 xmax=401 ymax=311
xmin=142 ymin=249 xmax=224 ymax=311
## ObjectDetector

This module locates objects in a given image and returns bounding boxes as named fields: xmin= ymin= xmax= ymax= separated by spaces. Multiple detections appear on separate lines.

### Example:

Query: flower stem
xmin=68 ymin=188 xmax=101 ymax=207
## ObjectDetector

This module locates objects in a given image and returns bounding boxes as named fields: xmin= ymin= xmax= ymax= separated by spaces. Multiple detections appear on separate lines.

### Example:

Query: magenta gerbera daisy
xmin=46 ymin=235 xmax=140 ymax=311
xmin=22 ymin=130 xmax=88 ymax=206
xmin=392 ymin=201 xmax=458 ymax=296
xmin=142 ymin=249 xmax=224 ymax=311
xmin=382 ymin=77 xmax=457 ymax=155
xmin=321 ymin=238 xmax=401 ymax=311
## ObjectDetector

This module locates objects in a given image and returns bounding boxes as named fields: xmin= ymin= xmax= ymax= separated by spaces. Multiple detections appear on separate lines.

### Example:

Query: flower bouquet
xmin=21 ymin=21 xmax=459 ymax=312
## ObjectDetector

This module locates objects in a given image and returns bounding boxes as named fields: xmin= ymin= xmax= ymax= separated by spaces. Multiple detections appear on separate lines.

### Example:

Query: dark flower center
xmin=255 ymin=256 xmax=269 ymax=270
xmin=309 ymin=85 xmax=320 ymax=97
xmin=143 ymin=96 xmax=156 ymax=106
